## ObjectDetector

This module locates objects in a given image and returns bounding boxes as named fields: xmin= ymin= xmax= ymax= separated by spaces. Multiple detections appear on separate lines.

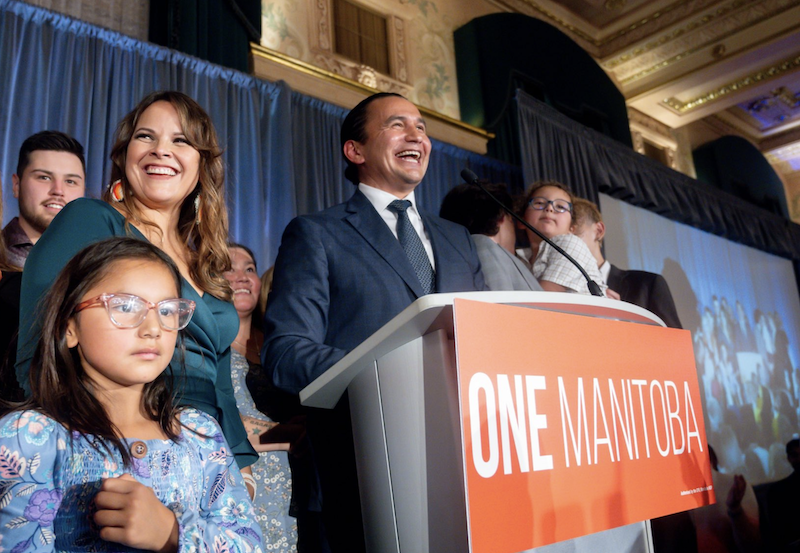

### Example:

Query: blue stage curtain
xmin=0 ymin=0 xmax=294 ymax=266
xmin=288 ymin=93 xmax=351 ymax=216
xmin=0 ymin=0 xmax=520 ymax=268
xmin=516 ymin=89 xmax=800 ymax=261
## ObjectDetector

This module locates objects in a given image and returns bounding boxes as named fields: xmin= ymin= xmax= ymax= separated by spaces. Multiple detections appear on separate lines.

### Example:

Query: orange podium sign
xmin=453 ymin=299 xmax=714 ymax=552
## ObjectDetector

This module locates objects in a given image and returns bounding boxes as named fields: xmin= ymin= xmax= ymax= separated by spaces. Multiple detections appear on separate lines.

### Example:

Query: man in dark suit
xmin=607 ymin=264 xmax=683 ymax=329
xmin=761 ymin=438 xmax=800 ymax=551
xmin=262 ymin=92 xmax=484 ymax=551
xmin=572 ymin=198 xmax=682 ymax=329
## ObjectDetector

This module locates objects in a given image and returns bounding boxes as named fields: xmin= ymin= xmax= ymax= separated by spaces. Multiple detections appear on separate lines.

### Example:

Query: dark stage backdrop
xmin=0 ymin=0 xmax=520 ymax=268
xmin=516 ymin=90 xmax=800 ymax=262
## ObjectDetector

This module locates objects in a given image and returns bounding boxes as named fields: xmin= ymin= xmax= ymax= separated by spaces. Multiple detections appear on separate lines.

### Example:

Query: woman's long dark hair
xmin=19 ymin=237 xmax=185 ymax=466
xmin=104 ymin=91 xmax=232 ymax=302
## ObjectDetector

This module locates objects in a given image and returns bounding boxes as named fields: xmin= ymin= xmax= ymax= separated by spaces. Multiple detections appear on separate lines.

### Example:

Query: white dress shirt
xmin=358 ymin=183 xmax=436 ymax=270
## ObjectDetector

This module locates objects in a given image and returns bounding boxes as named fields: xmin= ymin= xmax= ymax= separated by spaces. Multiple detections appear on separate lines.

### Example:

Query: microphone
xmin=460 ymin=169 xmax=603 ymax=297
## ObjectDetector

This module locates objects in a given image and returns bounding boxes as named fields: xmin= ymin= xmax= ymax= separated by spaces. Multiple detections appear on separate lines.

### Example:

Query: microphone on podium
xmin=460 ymin=168 xmax=603 ymax=297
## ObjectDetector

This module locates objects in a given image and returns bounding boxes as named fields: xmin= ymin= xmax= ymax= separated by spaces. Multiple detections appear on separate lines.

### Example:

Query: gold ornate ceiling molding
xmin=490 ymin=0 xmax=725 ymax=55
xmin=661 ymin=53 xmax=800 ymax=113
xmin=596 ymin=0 xmax=722 ymax=55
xmin=605 ymin=0 xmax=756 ymax=69
xmin=701 ymin=113 xmax=751 ymax=136
xmin=489 ymin=0 xmax=597 ymax=47
xmin=606 ymin=0 xmax=800 ymax=84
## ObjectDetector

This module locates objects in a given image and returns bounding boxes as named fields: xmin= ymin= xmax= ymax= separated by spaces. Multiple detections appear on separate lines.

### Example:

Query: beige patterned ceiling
xmin=492 ymin=0 xmax=800 ymax=193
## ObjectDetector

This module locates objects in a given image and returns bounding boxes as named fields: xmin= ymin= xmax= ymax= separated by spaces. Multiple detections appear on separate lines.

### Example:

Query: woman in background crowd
xmin=225 ymin=243 xmax=298 ymax=551
xmin=16 ymin=91 xmax=257 ymax=471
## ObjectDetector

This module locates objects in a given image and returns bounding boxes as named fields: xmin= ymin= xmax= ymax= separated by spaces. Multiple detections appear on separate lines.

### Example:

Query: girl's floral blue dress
xmin=0 ymin=408 xmax=263 ymax=552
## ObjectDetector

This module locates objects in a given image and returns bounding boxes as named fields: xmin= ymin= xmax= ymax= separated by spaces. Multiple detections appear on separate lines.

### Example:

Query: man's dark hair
xmin=16 ymin=130 xmax=86 ymax=176
xmin=439 ymin=182 xmax=512 ymax=236
xmin=340 ymin=92 xmax=405 ymax=185
xmin=787 ymin=438 xmax=799 ymax=455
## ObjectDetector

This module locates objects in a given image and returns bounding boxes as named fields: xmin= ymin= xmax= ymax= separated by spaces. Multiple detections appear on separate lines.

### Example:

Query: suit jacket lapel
xmin=344 ymin=190 xmax=425 ymax=297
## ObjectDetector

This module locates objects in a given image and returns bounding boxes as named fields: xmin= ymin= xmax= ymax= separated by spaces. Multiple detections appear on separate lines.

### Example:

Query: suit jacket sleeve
xmin=426 ymin=216 xmax=485 ymax=293
xmin=475 ymin=235 xmax=515 ymax=291
xmin=648 ymin=274 xmax=683 ymax=329
xmin=608 ymin=264 xmax=683 ymax=329
xmin=472 ymin=234 xmax=539 ymax=291
xmin=262 ymin=216 xmax=348 ymax=394
xmin=455 ymin=228 xmax=486 ymax=293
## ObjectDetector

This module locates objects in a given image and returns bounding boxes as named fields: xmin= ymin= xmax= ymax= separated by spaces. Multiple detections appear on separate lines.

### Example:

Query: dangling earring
xmin=194 ymin=193 xmax=202 ymax=225
xmin=110 ymin=179 xmax=124 ymax=202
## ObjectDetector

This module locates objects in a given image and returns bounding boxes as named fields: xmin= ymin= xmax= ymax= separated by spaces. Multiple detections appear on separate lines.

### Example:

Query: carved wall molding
xmin=308 ymin=0 xmax=410 ymax=86
xmin=628 ymin=107 xmax=674 ymax=138
xmin=630 ymin=129 xmax=678 ymax=168
xmin=631 ymin=130 xmax=645 ymax=152
xmin=665 ymin=147 xmax=677 ymax=167
xmin=312 ymin=53 xmax=412 ymax=95
xmin=392 ymin=17 xmax=409 ymax=83
xmin=629 ymin=107 xmax=679 ymax=168
xmin=310 ymin=0 xmax=332 ymax=52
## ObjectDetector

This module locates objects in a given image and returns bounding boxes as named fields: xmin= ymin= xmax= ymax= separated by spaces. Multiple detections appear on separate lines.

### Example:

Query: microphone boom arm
xmin=460 ymin=169 xmax=603 ymax=297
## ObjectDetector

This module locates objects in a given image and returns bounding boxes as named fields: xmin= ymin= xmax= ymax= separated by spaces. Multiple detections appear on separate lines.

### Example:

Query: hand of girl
xmin=94 ymin=473 xmax=180 ymax=552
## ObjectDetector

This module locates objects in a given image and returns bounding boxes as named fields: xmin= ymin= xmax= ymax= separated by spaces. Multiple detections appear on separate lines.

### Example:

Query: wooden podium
xmin=300 ymin=292 xmax=710 ymax=553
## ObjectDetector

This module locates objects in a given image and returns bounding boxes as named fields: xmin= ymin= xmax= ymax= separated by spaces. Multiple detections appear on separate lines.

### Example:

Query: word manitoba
xmin=468 ymin=373 xmax=704 ymax=478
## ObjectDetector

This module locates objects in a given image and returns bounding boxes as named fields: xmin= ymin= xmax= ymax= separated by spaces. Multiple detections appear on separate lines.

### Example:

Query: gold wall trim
xmin=250 ymin=43 xmax=494 ymax=140
xmin=661 ymin=53 xmax=800 ymax=113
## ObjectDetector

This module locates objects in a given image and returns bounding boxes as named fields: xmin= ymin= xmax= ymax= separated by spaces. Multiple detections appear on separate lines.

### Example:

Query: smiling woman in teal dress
xmin=16 ymin=90 xmax=257 ymax=471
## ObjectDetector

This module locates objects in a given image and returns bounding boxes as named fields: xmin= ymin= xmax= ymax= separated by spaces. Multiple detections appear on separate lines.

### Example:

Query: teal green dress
xmin=15 ymin=198 xmax=257 ymax=468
